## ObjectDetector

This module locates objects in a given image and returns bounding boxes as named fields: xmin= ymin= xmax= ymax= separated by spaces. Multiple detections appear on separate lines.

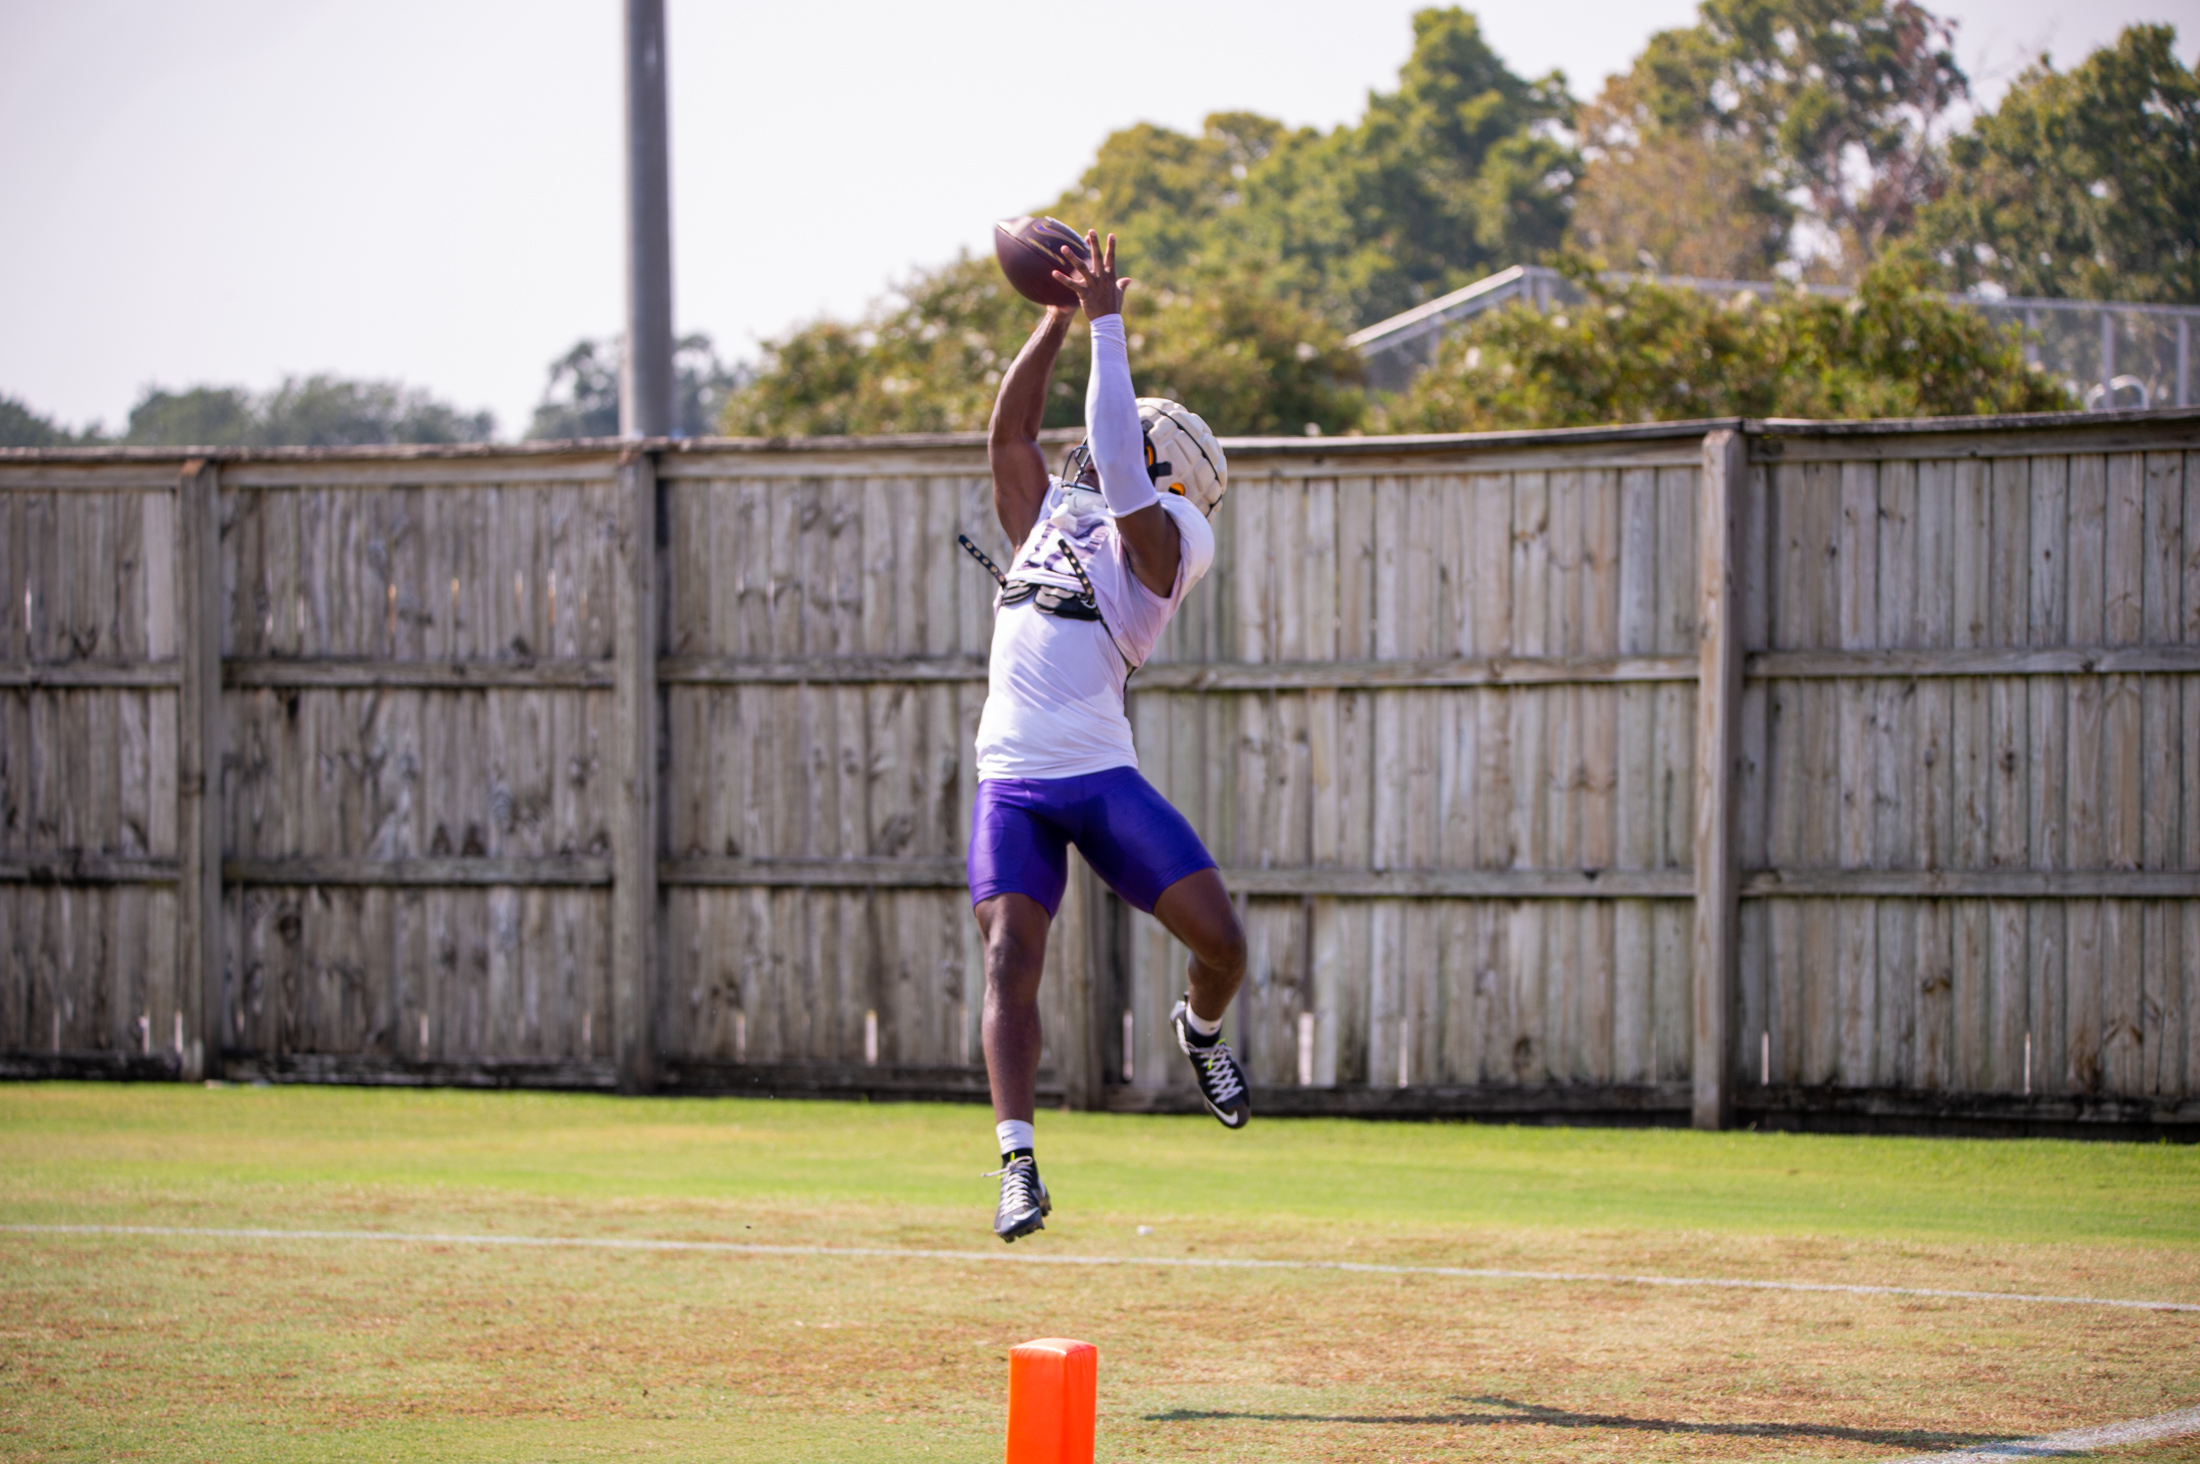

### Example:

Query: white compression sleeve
xmin=1086 ymin=314 xmax=1157 ymax=517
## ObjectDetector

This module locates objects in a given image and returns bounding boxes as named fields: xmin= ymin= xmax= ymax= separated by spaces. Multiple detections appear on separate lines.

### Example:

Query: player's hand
xmin=1053 ymin=230 xmax=1133 ymax=321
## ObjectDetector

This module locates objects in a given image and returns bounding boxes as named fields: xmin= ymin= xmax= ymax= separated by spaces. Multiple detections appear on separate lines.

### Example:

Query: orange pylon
xmin=1005 ymin=1337 xmax=1096 ymax=1464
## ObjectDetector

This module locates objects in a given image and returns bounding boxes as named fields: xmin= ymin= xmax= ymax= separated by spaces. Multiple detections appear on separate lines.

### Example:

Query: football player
xmin=968 ymin=229 xmax=1249 ymax=1242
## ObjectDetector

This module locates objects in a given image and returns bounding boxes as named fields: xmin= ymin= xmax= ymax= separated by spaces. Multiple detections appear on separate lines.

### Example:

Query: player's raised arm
xmin=986 ymin=306 xmax=1075 ymax=549
xmin=1053 ymin=230 xmax=1181 ymax=597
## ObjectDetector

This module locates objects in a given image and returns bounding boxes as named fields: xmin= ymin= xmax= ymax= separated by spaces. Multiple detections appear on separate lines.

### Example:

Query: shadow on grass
xmin=1146 ymin=1395 xmax=2020 ymax=1451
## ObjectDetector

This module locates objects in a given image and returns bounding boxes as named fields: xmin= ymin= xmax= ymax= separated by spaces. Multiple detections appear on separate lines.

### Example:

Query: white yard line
xmin=5 ymin=1223 xmax=2197 ymax=1315
xmin=1885 ymin=1403 xmax=2200 ymax=1461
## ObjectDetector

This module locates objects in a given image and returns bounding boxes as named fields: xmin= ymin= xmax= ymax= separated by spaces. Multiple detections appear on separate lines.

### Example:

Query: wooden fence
xmin=4 ymin=409 xmax=2197 ymax=1134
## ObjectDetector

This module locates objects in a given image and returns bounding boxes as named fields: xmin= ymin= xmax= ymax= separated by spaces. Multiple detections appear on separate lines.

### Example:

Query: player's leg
xmin=967 ymin=778 xmax=1071 ymax=1241
xmin=977 ymin=891 xmax=1051 ymax=1134
xmin=976 ymin=895 xmax=1054 ymax=1242
xmin=1069 ymin=769 xmax=1252 ymax=1127
xmin=1151 ymin=867 xmax=1246 ymax=1026
xmin=1151 ymin=868 xmax=1253 ymax=1128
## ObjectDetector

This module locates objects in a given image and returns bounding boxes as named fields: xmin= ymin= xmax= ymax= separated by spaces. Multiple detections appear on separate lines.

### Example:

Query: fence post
xmin=612 ymin=449 xmax=660 ymax=1093
xmin=1691 ymin=429 xmax=1747 ymax=1130
xmin=175 ymin=459 xmax=223 ymax=1082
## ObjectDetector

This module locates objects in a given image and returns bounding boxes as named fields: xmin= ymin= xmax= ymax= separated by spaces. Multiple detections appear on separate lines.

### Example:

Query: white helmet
xmin=1137 ymin=398 xmax=1227 ymax=516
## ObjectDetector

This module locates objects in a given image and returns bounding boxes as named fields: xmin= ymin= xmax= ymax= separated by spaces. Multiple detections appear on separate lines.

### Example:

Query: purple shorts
xmin=968 ymin=767 xmax=1217 ymax=917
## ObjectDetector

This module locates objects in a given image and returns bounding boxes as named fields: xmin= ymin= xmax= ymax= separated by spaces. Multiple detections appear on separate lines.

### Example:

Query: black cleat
xmin=1171 ymin=997 xmax=1251 ymax=1129
xmin=989 ymin=1153 xmax=1051 ymax=1243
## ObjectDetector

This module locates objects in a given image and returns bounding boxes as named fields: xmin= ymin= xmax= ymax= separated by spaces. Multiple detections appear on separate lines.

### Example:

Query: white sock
xmin=996 ymin=1119 xmax=1035 ymax=1156
xmin=1183 ymin=1003 xmax=1223 ymax=1039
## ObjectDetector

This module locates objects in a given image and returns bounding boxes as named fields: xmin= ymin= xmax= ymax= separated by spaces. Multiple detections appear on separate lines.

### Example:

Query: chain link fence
xmin=1350 ymin=265 xmax=2199 ymax=410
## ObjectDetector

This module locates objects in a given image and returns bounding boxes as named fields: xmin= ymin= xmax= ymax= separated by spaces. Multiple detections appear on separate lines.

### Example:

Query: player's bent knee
xmin=1194 ymin=917 xmax=1247 ymax=976
xmin=1153 ymin=869 xmax=1245 ymax=973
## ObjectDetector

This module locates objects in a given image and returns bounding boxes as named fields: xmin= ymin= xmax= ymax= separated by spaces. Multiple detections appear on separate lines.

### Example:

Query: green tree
xmin=1569 ymin=126 xmax=1790 ymax=279
xmin=717 ymin=3 xmax=2148 ymax=441
xmin=1589 ymin=0 xmax=1965 ymax=273
xmin=256 ymin=376 xmax=494 ymax=446
xmin=122 ymin=377 xmax=495 ymax=447
xmin=1371 ymin=6 xmax=1577 ymax=273
xmin=721 ymin=8 xmax=1559 ymax=439
xmin=122 ymin=387 xmax=258 ymax=447
xmin=719 ymin=254 xmax=1364 ymax=439
xmin=1568 ymin=53 xmax=1795 ymax=279
xmin=722 ymin=255 xmax=1083 ymax=437
xmin=528 ymin=334 xmax=746 ymax=440
xmin=1176 ymin=8 xmax=1577 ymax=324
xmin=1377 ymin=260 xmax=2071 ymax=431
xmin=528 ymin=340 xmax=620 ymax=440
xmin=0 ymin=395 xmax=104 ymax=448
xmin=1125 ymin=276 xmax=1365 ymax=437
xmin=1055 ymin=114 xmax=1288 ymax=285
xmin=1905 ymin=25 xmax=2198 ymax=304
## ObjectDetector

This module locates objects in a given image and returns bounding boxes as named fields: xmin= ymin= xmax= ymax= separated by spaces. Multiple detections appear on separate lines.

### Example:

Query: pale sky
xmin=3 ymin=0 xmax=2194 ymax=438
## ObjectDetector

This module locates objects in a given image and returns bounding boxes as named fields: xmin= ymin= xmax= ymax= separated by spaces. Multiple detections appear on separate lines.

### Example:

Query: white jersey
xmin=974 ymin=478 xmax=1216 ymax=780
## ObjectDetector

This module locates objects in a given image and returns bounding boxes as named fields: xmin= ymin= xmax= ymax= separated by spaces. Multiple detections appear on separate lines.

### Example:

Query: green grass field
xmin=2 ymin=1082 xmax=2196 ymax=1463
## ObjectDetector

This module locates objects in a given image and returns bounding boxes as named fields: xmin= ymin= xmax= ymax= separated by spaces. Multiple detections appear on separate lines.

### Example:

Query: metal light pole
xmin=621 ymin=0 xmax=675 ymax=438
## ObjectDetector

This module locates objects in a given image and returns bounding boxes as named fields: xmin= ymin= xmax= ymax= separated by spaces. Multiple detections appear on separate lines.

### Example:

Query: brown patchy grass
xmin=1 ymin=1084 xmax=2195 ymax=1463
xmin=3 ymin=1221 xmax=2194 ymax=1464
xmin=2096 ymin=1444 xmax=2200 ymax=1462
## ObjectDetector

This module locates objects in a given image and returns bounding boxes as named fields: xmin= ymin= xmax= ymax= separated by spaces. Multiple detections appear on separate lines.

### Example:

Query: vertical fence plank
xmin=1798 ymin=465 xmax=1843 ymax=1085
xmin=1051 ymin=853 xmax=1107 ymax=1110
xmin=1692 ymin=430 xmax=1746 ymax=1128
xmin=1836 ymin=461 xmax=1879 ymax=1085
xmin=1577 ymin=472 xmax=1621 ymax=1081
xmin=2025 ymin=456 xmax=2069 ymax=1091
xmin=1614 ymin=467 xmax=1658 ymax=1081
xmin=1764 ymin=456 xmax=1806 ymax=1095
xmin=1652 ymin=464 xmax=1697 ymax=1090
xmin=2061 ymin=452 xmax=2106 ymax=1089
xmin=1944 ymin=460 xmax=1991 ymax=1087
xmin=175 ymin=462 xmax=222 ymax=1081
xmin=611 ymin=452 xmax=659 ymax=1092
xmin=1988 ymin=459 xmax=2031 ymax=1088
xmin=2139 ymin=454 xmax=2184 ymax=1097
xmin=1872 ymin=461 xmax=1917 ymax=1086
xmin=1509 ymin=471 xmax=1551 ymax=1080
xmin=2182 ymin=455 xmax=2200 ymax=1099
xmin=2102 ymin=456 xmax=2146 ymax=1092
xmin=2142 ymin=454 xmax=2185 ymax=877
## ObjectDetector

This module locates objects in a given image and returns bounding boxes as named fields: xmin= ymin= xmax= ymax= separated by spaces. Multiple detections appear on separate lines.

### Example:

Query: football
xmin=994 ymin=216 xmax=1089 ymax=309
